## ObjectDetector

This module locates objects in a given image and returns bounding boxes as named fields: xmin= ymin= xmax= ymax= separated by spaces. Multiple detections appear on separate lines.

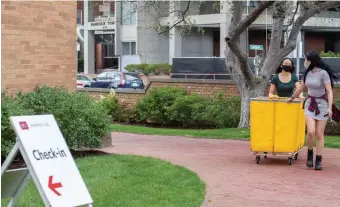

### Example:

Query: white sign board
xmin=9 ymin=115 xmax=93 ymax=207
xmin=84 ymin=21 xmax=115 ymax=31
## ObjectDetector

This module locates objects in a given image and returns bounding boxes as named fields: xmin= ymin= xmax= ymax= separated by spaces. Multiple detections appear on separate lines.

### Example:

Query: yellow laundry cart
xmin=250 ymin=97 xmax=306 ymax=165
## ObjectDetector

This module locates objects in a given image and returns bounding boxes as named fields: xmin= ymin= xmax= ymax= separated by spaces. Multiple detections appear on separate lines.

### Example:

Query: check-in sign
xmin=8 ymin=115 xmax=93 ymax=207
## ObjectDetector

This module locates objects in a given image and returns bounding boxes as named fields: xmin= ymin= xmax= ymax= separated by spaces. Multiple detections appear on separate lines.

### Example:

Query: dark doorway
xmin=213 ymin=30 xmax=220 ymax=57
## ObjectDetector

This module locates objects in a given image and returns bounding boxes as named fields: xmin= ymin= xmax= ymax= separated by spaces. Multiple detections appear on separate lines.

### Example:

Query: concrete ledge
xmin=77 ymin=88 xmax=146 ymax=94
xmin=77 ymin=80 xmax=339 ymax=95
xmin=148 ymin=78 xmax=235 ymax=84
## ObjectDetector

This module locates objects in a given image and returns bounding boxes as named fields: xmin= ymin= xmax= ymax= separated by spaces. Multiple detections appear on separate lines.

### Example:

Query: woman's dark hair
xmin=276 ymin=58 xmax=295 ymax=74
xmin=303 ymin=50 xmax=339 ymax=88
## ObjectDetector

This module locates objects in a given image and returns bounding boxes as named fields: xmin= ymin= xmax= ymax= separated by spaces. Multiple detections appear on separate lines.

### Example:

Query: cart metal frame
xmin=253 ymin=147 xmax=303 ymax=165
xmin=250 ymin=97 xmax=305 ymax=165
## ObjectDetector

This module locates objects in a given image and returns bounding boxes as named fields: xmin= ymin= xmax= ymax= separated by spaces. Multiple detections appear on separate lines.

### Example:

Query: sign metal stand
xmin=1 ymin=115 xmax=93 ymax=207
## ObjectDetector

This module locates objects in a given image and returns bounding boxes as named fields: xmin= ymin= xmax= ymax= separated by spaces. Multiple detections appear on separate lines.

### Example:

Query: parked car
xmin=77 ymin=74 xmax=91 ymax=88
xmin=90 ymin=71 xmax=144 ymax=89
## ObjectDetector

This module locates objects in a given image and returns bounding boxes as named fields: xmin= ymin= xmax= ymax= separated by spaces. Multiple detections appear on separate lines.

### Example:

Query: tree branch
xmin=284 ymin=2 xmax=299 ymax=30
xmin=279 ymin=1 xmax=340 ymax=57
xmin=225 ymin=1 xmax=275 ymax=42
xmin=158 ymin=1 xmax=191 ymax=34
xmin=224 ymin=1 xmax=274 ymax=83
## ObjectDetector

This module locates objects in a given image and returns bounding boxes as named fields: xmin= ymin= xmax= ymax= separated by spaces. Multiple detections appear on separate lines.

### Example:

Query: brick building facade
xmin=2 ymin=1 xmax=77 ymax=94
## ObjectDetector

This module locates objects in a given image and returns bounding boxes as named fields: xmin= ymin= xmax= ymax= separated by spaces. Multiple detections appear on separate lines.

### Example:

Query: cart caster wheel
xmin=256 ymin=156 xmax=260 ymax=164
xmin=288 ymin=158 xmax=292 ymax=165
xmin=294 ymin=153 xmax=298 ymax=160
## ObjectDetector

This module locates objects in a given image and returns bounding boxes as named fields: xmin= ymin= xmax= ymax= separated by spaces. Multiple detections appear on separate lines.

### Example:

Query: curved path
xmin=102 ymin=132 xmax=340 ymax=207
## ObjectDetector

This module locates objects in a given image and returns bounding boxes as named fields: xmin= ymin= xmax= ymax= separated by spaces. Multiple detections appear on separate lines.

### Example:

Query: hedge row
xmin=102 ymin=87 xmax=241 ymax=128
xmin=101 ymin=87 xmax=340 ymax=134
xmin=1 ymin=86 xmax=112 ymax=157
xmin=125 ymin=63 xmax=172 ymax=75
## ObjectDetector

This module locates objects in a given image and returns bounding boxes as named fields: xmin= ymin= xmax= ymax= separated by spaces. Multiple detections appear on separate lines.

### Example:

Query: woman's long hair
xmin=303 ymin=51 xmax=339 ymax=88
xmin=276 ymin=58 xmax=295 ymax=74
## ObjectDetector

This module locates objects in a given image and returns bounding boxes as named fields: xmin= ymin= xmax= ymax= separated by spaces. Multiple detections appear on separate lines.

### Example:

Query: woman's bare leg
xmin=305 ymin=116 xmax=316 ymax=168
xmin=314 ymin=119 xmax=328 ymax=170
xmin=306 ymin=116 xmax=316 ymax=150
xmin=315 ymin=119 xmax=327 ymax=155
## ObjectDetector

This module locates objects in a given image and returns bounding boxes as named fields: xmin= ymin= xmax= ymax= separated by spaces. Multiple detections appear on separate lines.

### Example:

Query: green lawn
xmin=2 ymin=155 xmax=205 ymax=207
xmin=111 ymin=124 xmax=250 ymax=140
xmin=111 ymin=124 xmax=340 ymax=149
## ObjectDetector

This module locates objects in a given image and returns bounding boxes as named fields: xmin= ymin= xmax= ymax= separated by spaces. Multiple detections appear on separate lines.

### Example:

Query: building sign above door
xmin=85 ymin=21 xmax=115 ymax=31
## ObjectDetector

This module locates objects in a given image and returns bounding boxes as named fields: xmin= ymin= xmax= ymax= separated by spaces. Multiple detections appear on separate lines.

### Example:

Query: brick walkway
xmin=102 ymin=132 xmax=340 ymax=207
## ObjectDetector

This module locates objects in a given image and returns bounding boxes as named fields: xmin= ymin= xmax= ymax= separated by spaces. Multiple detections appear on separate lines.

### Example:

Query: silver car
xmin=77 ymin=74 xmax=91 ymax=88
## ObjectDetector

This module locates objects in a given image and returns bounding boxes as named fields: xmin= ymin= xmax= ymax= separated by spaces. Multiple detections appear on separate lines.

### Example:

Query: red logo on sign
xmin=19 ymin=121 xmax=29 ymax=130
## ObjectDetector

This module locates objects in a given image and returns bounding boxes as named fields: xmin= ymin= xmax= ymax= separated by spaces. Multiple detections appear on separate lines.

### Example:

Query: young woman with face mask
xmin=269 ymin=58 xmax=304 ymax=98
xmin=288 ymin=51 xmax=339 ymax=170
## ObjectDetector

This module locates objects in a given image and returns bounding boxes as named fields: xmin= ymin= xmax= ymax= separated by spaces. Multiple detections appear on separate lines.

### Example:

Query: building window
xmin=121 ymin=1 xmax=136 ymax=25
xmin=104 ymin=44 xmax=115 ymax=57
xmin=77 ymin=10 xmax=82 ymax=25
xmin=122 ymin=42 xmax=136 ymax=55
xmin=248 ymin=1 xmax=260 ymax=7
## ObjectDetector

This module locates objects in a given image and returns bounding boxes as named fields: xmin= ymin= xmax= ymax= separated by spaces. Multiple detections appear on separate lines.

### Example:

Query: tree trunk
xmin=226 ymin=49 xmax=268 ymax=128
xmin=238 ymin=82 xmax=267 ymax=128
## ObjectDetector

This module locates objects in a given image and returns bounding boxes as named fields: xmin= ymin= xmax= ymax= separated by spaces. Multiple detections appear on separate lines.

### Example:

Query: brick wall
xmin=78 ymin=79 xmax=340 ymax=108
xmin=2 ymin=1 xmax=77 ymax=95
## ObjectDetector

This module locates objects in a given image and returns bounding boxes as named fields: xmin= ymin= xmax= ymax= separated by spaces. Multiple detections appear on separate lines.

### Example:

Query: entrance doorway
xmin=213 ymin=30 xmax=220 ymax=57
xmin=95 ymin=33 xmax=119 ymax=73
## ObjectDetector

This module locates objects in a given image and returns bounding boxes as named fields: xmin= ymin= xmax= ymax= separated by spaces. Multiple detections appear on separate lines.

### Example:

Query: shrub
xmin=98 ymin=90 xmax=121 ymax=121
xmin=154 ymin=63 xmax=172 ymax=75
xmin=320 ymin=51 xmax=340 ymax=58
xmin=125 ymin=63 xmax=172 ymax=75
xmin=192 ymin=94 xmax=241 ymax=128
xmin=209 ymin=95 xmax=241 ymax=128
xmin=136 ymin=87 xmax=186 ymax=125
xmin=134 ymin=87 xmax=241 ymax=128
xmin=167 ymin=95 xmax=209 ymax=127
xmin=1 ymin=92 xmax=34 ymax=157
xmin=17 ymin=86 xmax=111 ymax=150
xmin=119 ymin=108 xmax=140 ymax=123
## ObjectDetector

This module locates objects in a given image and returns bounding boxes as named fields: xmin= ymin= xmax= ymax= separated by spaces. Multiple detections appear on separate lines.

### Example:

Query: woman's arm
xmin=325 ymin=82 xmax=333 ymax=111
xmin=295 ymin=82 xmax=305 ymax=98
xmin=288 ymin=81 xmax=306 ymax=102
xmin=268 ymin=84 xmax=276 ymax=98
xmin=322 ymin=70 xmax=333 ymax=116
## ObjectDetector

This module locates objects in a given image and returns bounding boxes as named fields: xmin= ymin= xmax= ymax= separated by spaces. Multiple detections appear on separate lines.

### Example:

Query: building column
xmin=84 ymin=0 xmax=95 ymax=74
xmin=168 ymin=1 xmax=182 ymax=64
xmin=115 ymin=1 xmax=122 ymax=57
xmin=220 ymin=1 xmax=232 ymax=57
xmin=169 ymin=27 xmax=182 ymax=64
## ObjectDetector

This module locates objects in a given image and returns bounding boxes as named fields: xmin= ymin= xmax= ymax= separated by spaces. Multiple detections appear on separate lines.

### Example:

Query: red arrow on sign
xmin=48 ymin=176 xmax=63 ymax=196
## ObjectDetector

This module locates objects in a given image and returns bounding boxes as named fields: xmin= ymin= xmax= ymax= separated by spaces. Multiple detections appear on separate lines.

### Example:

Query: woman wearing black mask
xmin=269 ymin=58 xmax=304 ymax=98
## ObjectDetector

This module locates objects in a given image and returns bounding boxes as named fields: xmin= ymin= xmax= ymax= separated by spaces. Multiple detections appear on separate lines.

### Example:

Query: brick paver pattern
xmin=103 ymin=132 xmax=340 ymax=207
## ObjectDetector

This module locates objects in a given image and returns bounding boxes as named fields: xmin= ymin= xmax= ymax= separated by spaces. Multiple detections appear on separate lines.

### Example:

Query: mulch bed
xmin=1 ymin=150 xmax=110 ymax=170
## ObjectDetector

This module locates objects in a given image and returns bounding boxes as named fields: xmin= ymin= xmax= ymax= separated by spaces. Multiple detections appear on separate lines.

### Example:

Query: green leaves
xmin=1 ymin=92 xmax=34 ymax=156
xmin=135 ymin=87 xmax=241 ymax=128
xmin=124 ymin=63 xmax=172 ymax=75
xmin=2 ymin=86 xmax=112 ymax=155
